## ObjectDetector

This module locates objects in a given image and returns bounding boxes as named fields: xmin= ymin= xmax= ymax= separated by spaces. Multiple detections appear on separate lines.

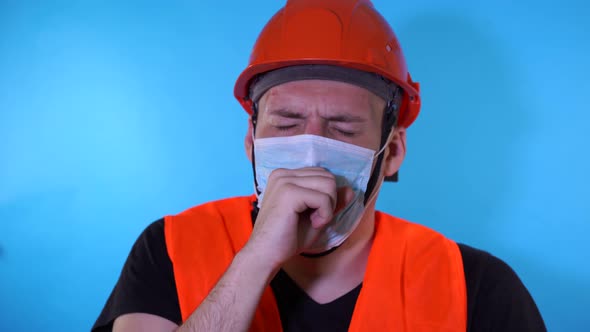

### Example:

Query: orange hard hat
xmin=234 ymin=0 xmax=421 ymax=128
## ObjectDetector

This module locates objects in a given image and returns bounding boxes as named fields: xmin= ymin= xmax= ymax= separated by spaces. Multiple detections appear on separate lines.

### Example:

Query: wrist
xmin=236 ymin=244 xmax=282 ymax=281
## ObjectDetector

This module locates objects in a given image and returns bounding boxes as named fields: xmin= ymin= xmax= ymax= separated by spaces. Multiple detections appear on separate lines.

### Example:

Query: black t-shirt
xmin=93 ymin=219 xmax=546 ymax=332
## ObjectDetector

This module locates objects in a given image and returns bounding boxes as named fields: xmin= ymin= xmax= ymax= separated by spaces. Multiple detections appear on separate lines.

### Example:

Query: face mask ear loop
xmin=375 ymin=132 xmax=391 ymax=157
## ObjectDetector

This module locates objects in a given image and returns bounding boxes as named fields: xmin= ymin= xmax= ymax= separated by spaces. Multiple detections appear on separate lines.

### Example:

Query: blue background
xmin=1 ymin=0 xmax=588 ymax=331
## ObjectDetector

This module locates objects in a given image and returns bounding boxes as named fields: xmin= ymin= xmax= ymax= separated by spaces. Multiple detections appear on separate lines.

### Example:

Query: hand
xmin=243 ymin=167 xmax=352 ymax=269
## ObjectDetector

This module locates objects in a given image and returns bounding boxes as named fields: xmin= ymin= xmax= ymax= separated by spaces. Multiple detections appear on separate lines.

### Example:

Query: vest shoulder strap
xmin=348 ymin=212 xmax=466 ymax=332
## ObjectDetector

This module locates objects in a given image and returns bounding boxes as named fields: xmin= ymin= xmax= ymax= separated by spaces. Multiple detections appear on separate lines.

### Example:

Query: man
xmin=93 ymin=0 xmax=546 ymax=331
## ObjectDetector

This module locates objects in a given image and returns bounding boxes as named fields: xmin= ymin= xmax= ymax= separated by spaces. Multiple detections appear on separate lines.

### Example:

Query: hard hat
xmin=234 ymin=0 xmax=420 ymax=128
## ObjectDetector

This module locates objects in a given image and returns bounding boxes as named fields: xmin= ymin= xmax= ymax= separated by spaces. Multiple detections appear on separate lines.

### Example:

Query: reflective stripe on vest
xmin=164 ymin=195 xmax=467 ymax=331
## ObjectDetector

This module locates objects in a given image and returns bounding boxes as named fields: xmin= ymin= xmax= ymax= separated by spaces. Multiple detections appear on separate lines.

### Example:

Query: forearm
xmin=177 ymin=246 xmax=278 ymax=332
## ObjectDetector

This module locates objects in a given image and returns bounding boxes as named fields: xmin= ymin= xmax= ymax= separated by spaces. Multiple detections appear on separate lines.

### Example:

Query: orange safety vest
xmin=164 ymin=195 xmax=467 ymax=331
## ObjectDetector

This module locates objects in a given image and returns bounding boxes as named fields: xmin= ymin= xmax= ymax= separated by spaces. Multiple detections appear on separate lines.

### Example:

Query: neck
xmin=281 ymin=206 xmax=377 ymax=303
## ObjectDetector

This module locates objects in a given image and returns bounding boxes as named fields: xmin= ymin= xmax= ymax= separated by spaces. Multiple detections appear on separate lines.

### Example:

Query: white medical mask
xmin=253 ymin=134 xmax=386 ymax=253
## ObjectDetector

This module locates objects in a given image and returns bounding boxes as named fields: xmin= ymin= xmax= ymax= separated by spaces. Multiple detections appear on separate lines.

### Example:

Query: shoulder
xmin=458 ymin=243 xmax=547 ymax=332
xmin=374 ymin=212 xmax=465 ymax=272
xmin=375 ymin=211 xmax=451 ymax=242
xmin=458 ymin=243 xmax=519 ymax=303
xmin=374 ymin=212 xmax=462 ymax=262
xmin=164 ymin=195 xmax=255 ymax=240
xmin=458 ymin=243 xmax=529 ymax=301
xmin=164 ymin=196 xmax=257 ymax=263
xmin=92 ymin=219 xmax=181 ymax=331
xmin=373 ymin=213 xmax=546 ymax=331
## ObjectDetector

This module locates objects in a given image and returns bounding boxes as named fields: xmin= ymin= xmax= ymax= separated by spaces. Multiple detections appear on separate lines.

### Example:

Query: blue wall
xmin=0 ymin=0 xmax=588 ymax=331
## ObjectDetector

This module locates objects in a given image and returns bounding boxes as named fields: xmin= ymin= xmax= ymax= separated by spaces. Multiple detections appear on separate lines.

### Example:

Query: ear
xmin=382 ymin=127 xmax=407 ymax=177
xmin=245 ymin=118 xmax=254 ymax=162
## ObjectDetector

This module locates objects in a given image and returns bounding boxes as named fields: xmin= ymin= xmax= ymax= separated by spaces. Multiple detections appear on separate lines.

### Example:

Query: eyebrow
xmin=268 ymin=109 xmax=305 ymax=119
xmin=323 ymin=114 xmax=366 ymax=123
xmin=268 ymin=108 xmax=366 ymax=122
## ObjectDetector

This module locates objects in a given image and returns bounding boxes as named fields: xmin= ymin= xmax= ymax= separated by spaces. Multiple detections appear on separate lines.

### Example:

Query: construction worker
xmin=93 ymin=0 xmax=546 ymax=331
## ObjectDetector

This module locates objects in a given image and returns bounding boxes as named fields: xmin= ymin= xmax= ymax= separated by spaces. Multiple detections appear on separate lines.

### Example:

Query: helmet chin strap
xmin=362 ymin=97 xmax=399 ymax=204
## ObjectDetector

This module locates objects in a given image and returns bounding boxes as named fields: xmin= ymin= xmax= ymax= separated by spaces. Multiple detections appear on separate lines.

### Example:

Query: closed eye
xmin=276 ymin=124 xmax=297 ymax=131
xmin=331 ymin=126 xmax=358 ymax=137
xmin=336 ymin=129 xmax=355 ymax=137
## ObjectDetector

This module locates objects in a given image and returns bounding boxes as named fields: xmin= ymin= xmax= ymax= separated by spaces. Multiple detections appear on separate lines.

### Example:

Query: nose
xmin=303 ymin=117 xmax=326 ymax=137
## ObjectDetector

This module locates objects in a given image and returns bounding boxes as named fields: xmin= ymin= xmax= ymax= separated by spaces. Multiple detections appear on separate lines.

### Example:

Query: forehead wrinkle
xmin=268 ymin=108 xmax=306 ymax=119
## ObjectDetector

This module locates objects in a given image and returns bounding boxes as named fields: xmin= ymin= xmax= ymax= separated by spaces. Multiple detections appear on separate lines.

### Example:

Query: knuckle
xmin=328 ymin=178 xmax=338 ymax=191
xmin=268 ymin=168 xmax=291 ymax=184
xmin=320 ymin=192 xmax=333 ymax=206
xmin=269 ymin=168 xmax=285 ymax=179
xmin=325 ymin=170 xmax=336 ymax=180
xmin=283 ymin=182 xmax=296 ymax=190
xmin=320 ymin=176 xmax=338 ymax=193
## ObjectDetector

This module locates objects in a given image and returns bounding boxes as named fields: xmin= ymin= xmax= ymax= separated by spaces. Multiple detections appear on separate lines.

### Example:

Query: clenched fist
xmin=243 ymin=167 xmax=353 ymax=269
